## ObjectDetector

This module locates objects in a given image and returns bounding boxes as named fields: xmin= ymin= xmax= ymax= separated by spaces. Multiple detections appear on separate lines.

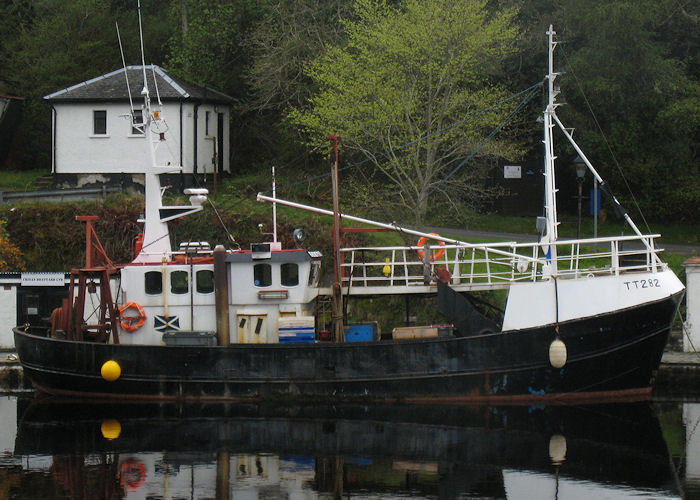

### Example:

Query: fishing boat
xmin=13 ymin=26 xmax=684 ymax=402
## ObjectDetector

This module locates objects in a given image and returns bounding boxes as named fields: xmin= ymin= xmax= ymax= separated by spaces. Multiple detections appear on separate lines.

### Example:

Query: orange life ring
xmin=119 ymin=302 xmax=146 ymax=332
xmin=120 ymin=459 xmax=146 ymax=490
xmin=417 ymin=233 xmax=446 ymax=261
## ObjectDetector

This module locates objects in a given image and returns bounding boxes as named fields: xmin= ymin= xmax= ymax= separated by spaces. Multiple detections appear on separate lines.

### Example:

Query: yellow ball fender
xmin=101 ymin=360 xmax=122 ymax=381
xmin=101 ymin=419 xmax=122 ymax=440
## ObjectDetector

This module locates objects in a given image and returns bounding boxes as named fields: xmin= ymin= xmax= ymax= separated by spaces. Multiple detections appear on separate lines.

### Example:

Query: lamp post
xmin=574 ymin=155 xmax=586 ymax=239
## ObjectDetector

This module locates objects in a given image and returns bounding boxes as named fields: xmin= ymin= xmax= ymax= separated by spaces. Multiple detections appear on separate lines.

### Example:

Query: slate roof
xmin=44 ymin=65 xmax=234 ymax=104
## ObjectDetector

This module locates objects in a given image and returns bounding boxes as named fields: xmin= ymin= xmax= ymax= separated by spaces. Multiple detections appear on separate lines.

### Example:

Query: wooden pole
xmin=329 ymin=135 xmax=345 ymax=342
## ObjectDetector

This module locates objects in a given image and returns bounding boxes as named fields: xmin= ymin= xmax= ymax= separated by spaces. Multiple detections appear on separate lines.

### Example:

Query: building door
xmin=16 ymin=286 xmax=68 ymax=327
xmin=217 ymin=113 xmax=225 ymax=174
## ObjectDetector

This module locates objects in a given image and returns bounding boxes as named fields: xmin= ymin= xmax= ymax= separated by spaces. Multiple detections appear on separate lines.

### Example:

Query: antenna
xmin=115 ymin=22 xmax=135 ymax=114
xmin=151 ymin=65 xmax=162 ymax=107
xmin=137 ymin=0 xmax=148 ymax=100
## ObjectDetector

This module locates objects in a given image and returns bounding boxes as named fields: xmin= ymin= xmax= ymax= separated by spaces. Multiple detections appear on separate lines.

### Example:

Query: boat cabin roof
xmin=226 ymin=249 xmax=319 ymax=264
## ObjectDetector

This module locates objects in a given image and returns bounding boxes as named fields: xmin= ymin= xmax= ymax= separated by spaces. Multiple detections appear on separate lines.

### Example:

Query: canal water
xmin=1 ymin=394 xmax=699 ymax=499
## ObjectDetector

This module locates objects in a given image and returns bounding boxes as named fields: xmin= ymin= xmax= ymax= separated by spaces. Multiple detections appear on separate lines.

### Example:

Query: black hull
xmin=14 ymin=292 xmax=683 ymax=402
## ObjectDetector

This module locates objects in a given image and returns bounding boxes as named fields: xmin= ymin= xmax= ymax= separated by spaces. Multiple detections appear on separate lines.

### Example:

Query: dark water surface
xmin=1 ymin=394 xmax=697 ymax=499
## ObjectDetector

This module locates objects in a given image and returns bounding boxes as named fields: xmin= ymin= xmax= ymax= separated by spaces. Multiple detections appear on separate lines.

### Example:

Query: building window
xmin=171 ymin=270 xmax=189 ymax=294
xmin=281 ymin=263 xmax=299 ymax=287
xmin=205 ymin=111 xmax=211 ymax=136
xmin=196 ymin=270 xmax=214 ymax=293
xmin=253 ymin=264 xmax=271 ymax=287
xmin=93 ymin=110 xmax=107 ymax=135
xmin=145 ymin=271 xmax=162 ymax=295
xmin=131 ymin=109 xmax=144 ymax=135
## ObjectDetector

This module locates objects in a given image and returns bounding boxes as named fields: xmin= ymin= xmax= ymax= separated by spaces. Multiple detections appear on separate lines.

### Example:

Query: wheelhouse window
xmin=144 ymin=271 xmax=162 ymax=294
xmin=281 ymin=263 xmax=299 ymax=287
xmin=196 ymin=270 xmax=214 ymax=293
xmin=253 ymin=264 xmax=271 ymax=287
xmin=171 ymin=270 xmax=189 ymax=294
xmin=308 ymin=261 xmax=321 ymax=287
xmin=131 ymin=109 xmax=144 ymax=135
xmin=93 ymin=110 xmax=107 ymax=135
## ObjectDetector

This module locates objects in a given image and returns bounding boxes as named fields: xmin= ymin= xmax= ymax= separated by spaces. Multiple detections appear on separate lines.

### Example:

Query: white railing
xmin=340 ymin=234 xmax=664 ymax=291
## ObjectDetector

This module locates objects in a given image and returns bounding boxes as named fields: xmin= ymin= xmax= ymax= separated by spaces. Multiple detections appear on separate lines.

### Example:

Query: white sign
xmin=504 ymin=165 xmax=522 ymax=179
xmin=21 ymin=272 xmax=66 ymax=287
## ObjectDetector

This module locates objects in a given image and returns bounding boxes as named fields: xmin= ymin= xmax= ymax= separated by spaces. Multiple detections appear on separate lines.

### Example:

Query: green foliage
xmin=554 ymin=0 xmax=700 ymax=222
xmin=0 ymin=170 xmax=49 ymax=191
xmin=288 ymin=0 xmax=522 ymax=223
xmin=0 ymin=219 xmax=25 ymax=271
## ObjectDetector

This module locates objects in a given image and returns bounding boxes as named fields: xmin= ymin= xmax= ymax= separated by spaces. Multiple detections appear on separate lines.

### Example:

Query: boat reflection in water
xmin=14 ymin=399 xmax=680 ymax=499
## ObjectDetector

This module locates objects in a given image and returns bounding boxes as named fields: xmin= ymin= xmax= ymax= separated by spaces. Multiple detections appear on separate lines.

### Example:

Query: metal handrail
xmin=339 ymin=234 xmax=664 ymax=289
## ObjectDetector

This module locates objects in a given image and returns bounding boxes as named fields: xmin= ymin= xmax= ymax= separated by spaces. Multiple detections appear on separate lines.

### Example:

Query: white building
xmin=44 ymin=65 xmax=233 ymax=188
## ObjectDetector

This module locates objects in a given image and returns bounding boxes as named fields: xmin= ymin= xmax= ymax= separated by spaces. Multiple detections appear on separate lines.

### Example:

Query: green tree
xmin=554 ymin=0 xmax=699 ymax=222
xmin=289 ymin=0 xmax=522 ymax=223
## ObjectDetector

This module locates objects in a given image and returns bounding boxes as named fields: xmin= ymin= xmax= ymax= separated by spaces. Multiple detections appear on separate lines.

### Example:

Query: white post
xmin=272 ymin=165 xmax=277 ymax=243
xmin=593 ymin=177 xmax=598 ymax=250
xmin=683 ymin=257 xmax=700 ymax=352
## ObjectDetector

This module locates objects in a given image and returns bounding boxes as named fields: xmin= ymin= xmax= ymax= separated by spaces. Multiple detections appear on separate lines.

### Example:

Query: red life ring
xmin=417 ymin=233 xmax=446 ymax=261
xmin=119 ymin=302 xmax=146 ymax=332
xmin=120 ymin=459 xmax=146 ymax=490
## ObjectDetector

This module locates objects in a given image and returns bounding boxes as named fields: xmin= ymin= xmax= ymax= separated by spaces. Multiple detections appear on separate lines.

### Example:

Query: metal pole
xmin=577 ymin=179 xmax=583 ymax=239
xmin=272 ymin=166 xmax=278 ymax=243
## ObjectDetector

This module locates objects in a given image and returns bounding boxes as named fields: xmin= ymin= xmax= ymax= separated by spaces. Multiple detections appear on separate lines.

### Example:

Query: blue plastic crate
xmin=345 ymin=323 xmax=377 ymax=342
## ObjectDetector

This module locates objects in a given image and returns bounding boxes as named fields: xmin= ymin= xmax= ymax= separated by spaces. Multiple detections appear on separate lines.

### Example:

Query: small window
xmin=254 ymin=263 xmax=271 ymax=287
xmin=171 ymin=270 xmax=189 ymax=294
xmin=196 ymin=270 xmax=214 ymax=293
xmin=145 ymin=271 xmax=162 ymax=294
xmin=308 ymin=261 xmax=321 ymax=286
xmin=131 ymin=109 xmax=143 ymax=135
xmin=281 ymin=263 xmax=299 ymax=286
xmin=93 ymin=110 xmax=107 ymax=135
xmin=205 ymin=110 xmax=211 ymax=136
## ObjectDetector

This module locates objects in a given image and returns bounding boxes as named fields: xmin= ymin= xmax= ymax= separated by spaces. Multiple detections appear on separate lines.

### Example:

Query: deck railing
xmin=339 ymin=234 xmax=664 ymax=291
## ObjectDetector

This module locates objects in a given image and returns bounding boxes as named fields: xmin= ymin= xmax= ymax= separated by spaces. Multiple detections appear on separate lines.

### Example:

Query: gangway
xmin=318 ymin=233 xmax=665 ymax=296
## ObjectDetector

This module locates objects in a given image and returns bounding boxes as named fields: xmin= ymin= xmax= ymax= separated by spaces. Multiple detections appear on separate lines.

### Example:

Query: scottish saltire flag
xmin=154 ymin=315 xmax=180 ymax=332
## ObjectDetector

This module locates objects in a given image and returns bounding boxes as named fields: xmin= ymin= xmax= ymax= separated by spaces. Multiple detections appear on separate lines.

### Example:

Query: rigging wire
xmin=558 ymin=45 xmax=652 ymax=234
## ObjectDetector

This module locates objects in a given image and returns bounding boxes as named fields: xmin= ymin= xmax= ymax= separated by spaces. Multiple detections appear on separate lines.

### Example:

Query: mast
xmin=542 ymin=25 xmax=559 ymax=270
xmin=131 ymin=1 xmax=207 ymax=264
xmin=132 ymin=1 xmax=172 ymax=263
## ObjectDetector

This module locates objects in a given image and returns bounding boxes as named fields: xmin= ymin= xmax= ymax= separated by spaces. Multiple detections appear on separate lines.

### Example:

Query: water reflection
xmin=0 ymin=396 xmax=690 ymax=499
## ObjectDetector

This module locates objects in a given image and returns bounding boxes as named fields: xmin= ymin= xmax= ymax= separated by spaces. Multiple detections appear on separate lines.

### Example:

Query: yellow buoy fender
xmin=549 ymin=339 xmax=567 ymax=368
xmin=101 ymin=360 xmax=122 ymax=381
xmin=101 ymin=419 xmax=122 ymax=440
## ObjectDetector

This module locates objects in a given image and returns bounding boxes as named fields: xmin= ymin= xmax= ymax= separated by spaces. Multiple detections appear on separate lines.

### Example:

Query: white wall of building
xmin=181 ymin=103 xmax=230 ymax=175
xmin=53 ymin=102 xmax=229 ymax=176
xmin=0 ymin=286 xmax=16 ymax=349
xmin=684 ymin=259 xmax=700 ymax=352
